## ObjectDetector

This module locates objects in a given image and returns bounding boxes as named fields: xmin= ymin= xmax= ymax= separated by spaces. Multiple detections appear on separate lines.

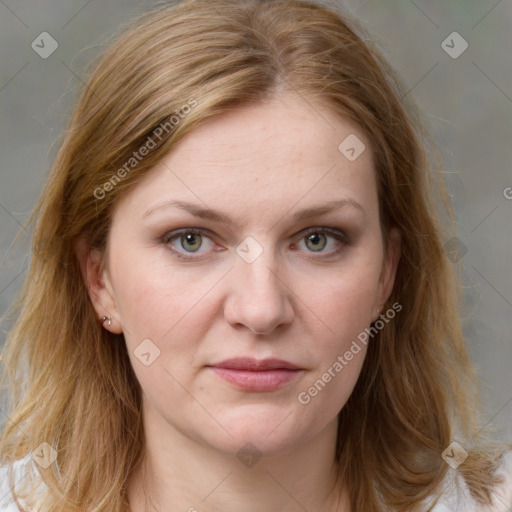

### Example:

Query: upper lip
xmin=208 ymin=357 xmax=301 ymax=371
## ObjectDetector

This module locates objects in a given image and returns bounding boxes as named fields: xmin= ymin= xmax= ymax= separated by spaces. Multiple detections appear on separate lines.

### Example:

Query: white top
xmin=1 ymin=451 xmax=512 ymax=511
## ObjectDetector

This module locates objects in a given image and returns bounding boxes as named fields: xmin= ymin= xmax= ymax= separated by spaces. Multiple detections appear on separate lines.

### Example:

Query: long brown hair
xmin=0 ymin=1 xmax=506 ymax=510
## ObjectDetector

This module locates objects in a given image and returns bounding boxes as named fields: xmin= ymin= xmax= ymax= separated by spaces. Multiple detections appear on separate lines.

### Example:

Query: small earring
xmin=101 ymin=316 xmax=112 ymax=327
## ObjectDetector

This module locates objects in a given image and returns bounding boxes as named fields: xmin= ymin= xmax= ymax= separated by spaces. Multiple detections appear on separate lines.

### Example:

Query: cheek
xmin=111 ymin=270 xmax=171 ymax=340
xmin=294 ymin=257 xmax=381 ymax=407
xmin=109 ymin=255 xmax=223 ymax=397
xmin=304 ymin=261 xmax=382 ymax=339
xmin=111 ymin=261 xmax=207 ymax=406
xmin=109 ymin=248 xmax=208 ymax=339
xmin=296 ymin=278 xmax=376 ymax=414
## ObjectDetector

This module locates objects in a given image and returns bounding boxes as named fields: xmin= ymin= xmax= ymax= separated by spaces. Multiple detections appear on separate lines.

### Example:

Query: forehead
xmin=114 ymin=92 xmax=378 ymax=226
xmin=169 ymin=93 xmax=372 ymax=171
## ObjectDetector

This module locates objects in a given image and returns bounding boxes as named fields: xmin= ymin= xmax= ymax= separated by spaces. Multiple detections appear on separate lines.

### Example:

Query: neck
xmin=127 ymin=402 xmax=350 ymax=512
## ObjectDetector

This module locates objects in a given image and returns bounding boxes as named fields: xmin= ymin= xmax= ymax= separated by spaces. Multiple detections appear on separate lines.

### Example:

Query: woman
xmin=0 ymin=0 xmax=510 ymax=510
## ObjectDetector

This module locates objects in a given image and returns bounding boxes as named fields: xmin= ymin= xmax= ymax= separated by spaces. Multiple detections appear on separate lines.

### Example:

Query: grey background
xmin=0 ymin=1 xmax=511 ymax=443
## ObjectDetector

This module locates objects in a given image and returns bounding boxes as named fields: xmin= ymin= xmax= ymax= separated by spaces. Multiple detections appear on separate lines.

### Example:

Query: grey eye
xmin=304 ymin=232 xmax=327 ymax=252
xmin=179 ymin=232 xmax=203 ymax=252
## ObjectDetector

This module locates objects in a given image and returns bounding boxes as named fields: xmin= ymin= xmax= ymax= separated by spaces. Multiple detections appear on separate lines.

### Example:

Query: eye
xmin=163 ymin=229 xmax=215 ymax=259
xmin=161 ymin=226 xmax=349 ymax=261
xmin=294 ymin=227 xmax=349 ymax=256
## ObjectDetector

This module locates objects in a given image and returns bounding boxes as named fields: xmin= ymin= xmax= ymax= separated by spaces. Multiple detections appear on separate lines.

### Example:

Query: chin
xmin=213 ymin=433 xmax=301 ymax=461
xmin=204 ymin=408 xmax=304 ymax=456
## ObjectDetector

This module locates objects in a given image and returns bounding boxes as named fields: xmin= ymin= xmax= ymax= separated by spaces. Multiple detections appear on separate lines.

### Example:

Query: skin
xmin=77 ymin=91 xmax=401 ymax=512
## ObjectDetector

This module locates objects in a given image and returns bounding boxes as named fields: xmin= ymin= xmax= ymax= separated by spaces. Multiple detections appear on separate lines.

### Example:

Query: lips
xmin=208 ymin=357 xmax=300 ymax=371
xmin=206 ymin=358 xmax=302 ymax=392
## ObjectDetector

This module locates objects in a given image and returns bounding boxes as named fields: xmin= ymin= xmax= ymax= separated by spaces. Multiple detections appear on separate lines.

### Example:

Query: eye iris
xmin=305 ymin=232 xmax=327 ymax=251
xmin=181 ymin=233 xmax=202 ymax=252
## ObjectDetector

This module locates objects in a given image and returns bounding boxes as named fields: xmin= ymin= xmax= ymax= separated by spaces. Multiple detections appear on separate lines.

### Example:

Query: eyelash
xmin=160 ymin=227 xmax=350 ymax=261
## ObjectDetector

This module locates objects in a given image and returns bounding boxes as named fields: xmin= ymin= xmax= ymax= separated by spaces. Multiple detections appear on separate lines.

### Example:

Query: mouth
xmin=206 ymin=357 xmax=303 ymax=392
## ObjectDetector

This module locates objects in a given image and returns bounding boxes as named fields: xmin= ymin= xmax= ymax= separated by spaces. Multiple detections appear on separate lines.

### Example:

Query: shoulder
xmin=430 ymin=451 xmax=512 ymax=512
xmin=0 ymin=454 xmax=45 ymax=511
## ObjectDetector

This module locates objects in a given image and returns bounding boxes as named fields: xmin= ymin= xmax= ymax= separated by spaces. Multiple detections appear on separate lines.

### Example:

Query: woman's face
xmin=83 ymin=92 xmax=400 ymax=457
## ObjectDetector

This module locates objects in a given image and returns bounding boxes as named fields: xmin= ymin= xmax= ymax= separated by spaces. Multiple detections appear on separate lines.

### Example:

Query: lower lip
xmin=208 ymin=367 xmax=301 ymax=391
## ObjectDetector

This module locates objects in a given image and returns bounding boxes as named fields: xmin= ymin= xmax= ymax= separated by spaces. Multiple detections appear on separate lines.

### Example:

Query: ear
xmin=373 ymin=227 xmax=401 ymax=321
xmin=74 ymin=237 xmax=123 ymax=334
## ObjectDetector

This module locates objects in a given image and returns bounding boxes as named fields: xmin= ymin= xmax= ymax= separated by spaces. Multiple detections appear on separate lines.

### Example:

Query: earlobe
xmin=74 ymin=237 xmax=123 ymax=334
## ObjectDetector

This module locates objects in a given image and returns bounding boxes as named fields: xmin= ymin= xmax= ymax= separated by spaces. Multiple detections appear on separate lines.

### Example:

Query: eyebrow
xmin=142 ymin=198 xmax=366 ymax=226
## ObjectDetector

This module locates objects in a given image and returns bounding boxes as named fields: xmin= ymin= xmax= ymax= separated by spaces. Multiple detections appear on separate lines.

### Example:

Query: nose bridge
xmin=225 ymin=236 xmax=293 ymax=334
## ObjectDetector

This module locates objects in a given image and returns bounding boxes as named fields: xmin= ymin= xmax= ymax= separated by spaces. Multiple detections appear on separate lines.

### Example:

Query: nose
xmin=223 ymin=249 xmax=294 ymax=336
